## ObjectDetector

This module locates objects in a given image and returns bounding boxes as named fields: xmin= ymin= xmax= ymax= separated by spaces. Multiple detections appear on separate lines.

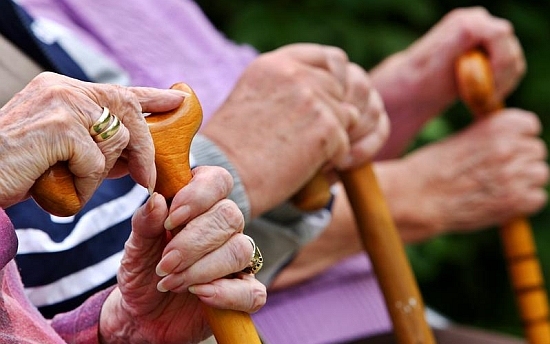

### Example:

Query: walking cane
xmin=293 ymin=113 xmax=436 ymax=342
xmin=30 ymin=82 xmax=262 ymax=344
xmin=456 ymin=49 xmax=550 ymax=344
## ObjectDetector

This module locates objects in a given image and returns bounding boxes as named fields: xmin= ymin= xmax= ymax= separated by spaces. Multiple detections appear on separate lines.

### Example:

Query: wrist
xmin=98 ymin=288 xmax=135 ymax=344
xmin=374 ymin=159 xmax=443 ymax=243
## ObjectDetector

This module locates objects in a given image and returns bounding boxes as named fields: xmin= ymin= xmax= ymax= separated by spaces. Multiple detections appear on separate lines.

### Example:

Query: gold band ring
xmin=242 ymin=234 xmax=263 ymax=275
xmin=90 ymin=107 xmax=121 ymax=142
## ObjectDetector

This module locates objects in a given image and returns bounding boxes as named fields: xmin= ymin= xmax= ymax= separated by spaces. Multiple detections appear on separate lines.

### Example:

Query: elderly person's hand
xmin=99 ymin=165 xmax=267 ymax=344
xmin=371 ymin=7 xmax=525 ymax=158
xmin=270 ymin=108 xmax=548 ymax=289
xmin=382 ymin=109 xmax=548 ymax=242
xmin=0 ymin=72 xmax=185 ymax=208
xmin=202 ymin=43 xmax=388 ymax=217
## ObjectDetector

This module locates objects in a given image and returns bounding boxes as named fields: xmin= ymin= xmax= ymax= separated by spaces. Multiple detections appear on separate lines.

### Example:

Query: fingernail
xmin=188 ymin=284 xmax=216 ymax=297
xmin=144 ymin=193 xmax=157 ymax=214
xmin=156 ymin=250 xmax=182 ymax=277
xmin=147 ymin=167 xmax=157 ymax=195
xmin=157 ymin=280 xmax=169 ymax=293
xmin=164 ymin=205 xmax=190 ymax=231
xmin=167 ymin=89 xmax=190 ymax=98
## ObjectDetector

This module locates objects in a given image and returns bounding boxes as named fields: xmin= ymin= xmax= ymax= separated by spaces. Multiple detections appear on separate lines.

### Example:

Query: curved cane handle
xmin=31 ymin=162 xmax=81 ymax=217
xmin=456 ymin=50 xmax=550 ymax=344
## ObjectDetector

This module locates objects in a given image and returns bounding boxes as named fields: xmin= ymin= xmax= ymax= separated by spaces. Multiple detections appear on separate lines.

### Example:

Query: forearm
xmin=271 ymin=159 xmax=443 ymax=290
xmin=370 ymin=51 xmax=451 ymax=160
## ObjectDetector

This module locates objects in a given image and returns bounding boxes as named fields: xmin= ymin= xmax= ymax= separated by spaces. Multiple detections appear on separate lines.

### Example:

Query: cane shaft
xmin=148 ymin=83 xmax=262 ymax=344
xmin=340 ymin=164 xmax=436 ymax=344
xmin=456 ymin=50 xmax=550 ymax=344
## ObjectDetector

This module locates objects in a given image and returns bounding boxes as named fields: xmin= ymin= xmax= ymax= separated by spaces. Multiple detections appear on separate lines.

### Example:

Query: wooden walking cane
xmin=339 ymin=164 xmax=437 ymax=344
xmin=456 ymin=49 xmax=550 ymax=344
xmin=293 ymin=119 xmax=436 ymax=342
xmin=30 ymin=83 xmax=262 ymax=344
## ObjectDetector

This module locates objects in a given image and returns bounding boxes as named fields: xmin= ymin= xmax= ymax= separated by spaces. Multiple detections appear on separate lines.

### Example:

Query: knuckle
xmin=250 ymin=283 xmax=267 ymax=313
xmin=325 ymin=45 xmax=349 ymax=64
xmin=215 ymin=199 xmax=245 ymax=232
xmin=231 ymin=236 xmax=253 ymax=270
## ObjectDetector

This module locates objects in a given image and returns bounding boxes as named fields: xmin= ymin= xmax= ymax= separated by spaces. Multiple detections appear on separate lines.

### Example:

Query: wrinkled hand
xmin=383 ymin=110 xmax=548 ymax=242
xmin=273 ymin=110 xmax=548 ymax=288
xmin=371 ymin=7 xmax=525 ymax=158
xmin=99 ymin=166 xmax=267 ymax=344
xmin=0 ymin=72 xmax=185 ymax=208
xmin=202 ymin=43 xmax=388 ymax=217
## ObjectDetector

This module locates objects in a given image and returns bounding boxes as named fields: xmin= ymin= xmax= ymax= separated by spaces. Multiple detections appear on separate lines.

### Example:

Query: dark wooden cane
xmin=456 ymin=49 xmax=550 ymax=344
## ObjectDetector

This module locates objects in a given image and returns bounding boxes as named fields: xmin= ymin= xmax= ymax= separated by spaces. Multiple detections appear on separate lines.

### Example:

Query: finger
xmin=482 ymin=20 xmax=526 ymax=99
xmin=281 ymin=43 xmax=349 ymax=87
xmin=119 ymin=193 xmax=169 ymax=281
xmin=117 ymin=193 xmax=169 ymax=294
xmin=65 ymin=133 xmax=107 ymax=204
xmin=128 ymin=86 xmax=187 ymax=113
xmin=131 ymin=192 xmax=169 ymax=240
xmin=72 ymin=107 xmax=133 ymax=201
xmin=156 ymin=233 xmax=252 ymax=292
xmin=189 ymin=273 xmax=267 ymax=313
xmin=488 ymin=109 xmax=542 ymax=136
xmin=348 ymin=89 xmax=387 ymax=142
xmin=164 ymin=165 xmax=234 ymax=231
xmin=343 ymin=63 xmax=372 ymax=114
xmin=56 ymin=103 xmax=123 ymax=203
xmin=156 ymin=199 xmax=245 ymax=281
xmin=523 ymin=161 xmax=550 ymax=190
xmin=342 ymin=109 xmax=390 ymax=169
xmin=338 ymin=91 xmax=389 ymax=169
xmin=76 ymin=82 xmax=157 ymax=191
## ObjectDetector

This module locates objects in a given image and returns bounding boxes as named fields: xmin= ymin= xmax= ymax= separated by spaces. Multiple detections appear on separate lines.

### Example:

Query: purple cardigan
xmin=0 ymin=208 xmax=111 ymax=343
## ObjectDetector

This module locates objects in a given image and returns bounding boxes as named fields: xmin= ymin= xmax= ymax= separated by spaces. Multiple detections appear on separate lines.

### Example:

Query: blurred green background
xmin=197 ymin=0 xmax=550 ymax=337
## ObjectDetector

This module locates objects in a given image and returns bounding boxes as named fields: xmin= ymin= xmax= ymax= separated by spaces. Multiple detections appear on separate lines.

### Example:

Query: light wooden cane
xmin=456 ymin=49 xmax=550 ymax=344
xmin=339 ymin=163 xmax=436 ymax=344
xmin=292 ymin=113 xmax=436 ymax=342
xmin=30 ymin=83 xmax=262 ymax=344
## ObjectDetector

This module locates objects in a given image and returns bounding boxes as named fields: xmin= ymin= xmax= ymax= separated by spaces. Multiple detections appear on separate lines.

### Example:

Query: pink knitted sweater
xmin=0 ymin=208 xmax=111 ymax=343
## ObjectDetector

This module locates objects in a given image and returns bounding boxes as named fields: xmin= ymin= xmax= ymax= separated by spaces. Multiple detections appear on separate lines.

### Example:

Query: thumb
xmin=129 ymin=192 xmax=169 ymax=249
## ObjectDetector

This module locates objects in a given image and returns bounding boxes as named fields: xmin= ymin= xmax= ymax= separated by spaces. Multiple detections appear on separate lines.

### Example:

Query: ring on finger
xmin=90 ymin=107 xmax=121 ymax=142
xmin=242 ymin=234 xmax=263 ymax=275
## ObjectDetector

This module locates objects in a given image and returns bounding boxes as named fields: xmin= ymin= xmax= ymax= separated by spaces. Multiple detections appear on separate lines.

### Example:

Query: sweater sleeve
xmin=50 ymin=286 xmax=115 ymax=343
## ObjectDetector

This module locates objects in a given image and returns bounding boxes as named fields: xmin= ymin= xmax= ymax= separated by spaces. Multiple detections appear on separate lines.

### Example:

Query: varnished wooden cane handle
xmin=456 ymin=50 xmax=550 ymax=344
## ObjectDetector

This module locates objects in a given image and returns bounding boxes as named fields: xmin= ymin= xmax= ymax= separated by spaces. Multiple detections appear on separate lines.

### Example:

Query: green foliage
xmin=198 ymin=0 xmax=550 ymax=336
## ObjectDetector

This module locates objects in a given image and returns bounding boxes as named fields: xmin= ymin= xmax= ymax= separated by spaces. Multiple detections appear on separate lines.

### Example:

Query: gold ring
xmin=242 ymin=234 xmax=263 ymax=274
xmin=90 ymin=107 xmax=121 ymax=142
xmin=90 ymin=107 xmax=112 ymax=135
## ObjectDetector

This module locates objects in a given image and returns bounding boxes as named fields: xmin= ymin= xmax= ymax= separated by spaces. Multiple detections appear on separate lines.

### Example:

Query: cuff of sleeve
xmin=191 ymin=134 xmax=251 ymax=222
xmin=51 ymin=286 xmax=116 ymax=344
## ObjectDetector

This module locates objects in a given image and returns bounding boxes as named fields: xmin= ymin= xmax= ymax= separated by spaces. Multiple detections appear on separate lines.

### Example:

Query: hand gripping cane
xmin=456 ymin=50 xmax=550 ymax=344
xmin=30 ymin=83 xmax=262 ymax=344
